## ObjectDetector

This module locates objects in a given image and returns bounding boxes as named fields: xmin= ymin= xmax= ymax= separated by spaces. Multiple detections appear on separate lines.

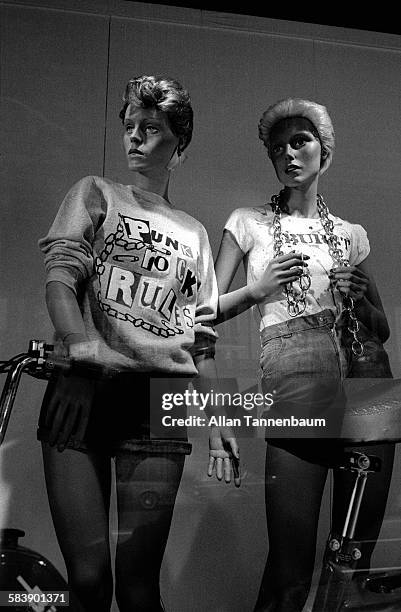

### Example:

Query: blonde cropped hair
xmin=258 ymin=98 xmax=335 ymax=174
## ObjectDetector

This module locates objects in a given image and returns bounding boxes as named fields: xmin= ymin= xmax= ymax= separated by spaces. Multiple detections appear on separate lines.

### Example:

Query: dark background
xmin=129 ymin=1 xmax=401 ymax=36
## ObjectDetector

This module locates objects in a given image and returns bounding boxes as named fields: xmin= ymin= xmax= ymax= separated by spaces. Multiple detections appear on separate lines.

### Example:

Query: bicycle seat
xmin=341 ymin=379 xmax=401 ymax=444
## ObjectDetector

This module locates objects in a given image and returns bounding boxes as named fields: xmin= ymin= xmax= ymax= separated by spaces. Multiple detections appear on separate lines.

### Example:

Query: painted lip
xmin=285 ymin=164 xmax=301 ymax=174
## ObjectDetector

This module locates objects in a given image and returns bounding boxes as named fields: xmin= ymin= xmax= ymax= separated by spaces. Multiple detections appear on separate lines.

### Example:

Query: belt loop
xmin=282 ymin=320 xmax=292 ymax=338
xmin=281 ymin=319 xmax=294 ymax=338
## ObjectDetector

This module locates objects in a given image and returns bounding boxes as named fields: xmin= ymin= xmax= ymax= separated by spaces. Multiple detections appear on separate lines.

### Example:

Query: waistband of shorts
xmin=116 ymin=439 xmax=192 ymax=455
xmin=37 ymin=428 xmax=192 ymax=456
xmin=260 ymin=309 xmax=336 ymax=345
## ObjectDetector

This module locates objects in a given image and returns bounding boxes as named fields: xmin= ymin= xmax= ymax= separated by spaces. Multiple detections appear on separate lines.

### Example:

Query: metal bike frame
xmin=0 ymin=355 xmax=37 ymax=445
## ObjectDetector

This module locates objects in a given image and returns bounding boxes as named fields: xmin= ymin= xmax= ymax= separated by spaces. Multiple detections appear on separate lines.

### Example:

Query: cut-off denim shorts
xmin=37 ymin=372 xmax=192 ymax=456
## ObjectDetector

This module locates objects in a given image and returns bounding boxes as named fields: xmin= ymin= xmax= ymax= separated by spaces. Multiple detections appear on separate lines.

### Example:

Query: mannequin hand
xmin=208 ymin=425 xmax=240 ymax=487
xmin=329 ymin=265 xmax=369 ymax=301
xmin=250 ymin=252 xmax=310 ymax=303
xmin=45 ymin=373 xmax=96 ymax=452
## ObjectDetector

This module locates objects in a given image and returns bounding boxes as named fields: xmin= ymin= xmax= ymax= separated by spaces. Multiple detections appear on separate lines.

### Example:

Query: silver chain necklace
xmin=270 ymin=191 xmax=364 ymax=356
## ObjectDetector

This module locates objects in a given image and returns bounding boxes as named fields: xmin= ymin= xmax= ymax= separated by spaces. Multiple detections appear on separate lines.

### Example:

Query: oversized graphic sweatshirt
xmin=39 ymin=176 xmax=218 ymax=374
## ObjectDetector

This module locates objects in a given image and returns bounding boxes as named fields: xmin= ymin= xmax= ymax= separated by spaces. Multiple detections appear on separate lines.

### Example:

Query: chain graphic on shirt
xmin=94 ymin=219 xmax=184 ymax=338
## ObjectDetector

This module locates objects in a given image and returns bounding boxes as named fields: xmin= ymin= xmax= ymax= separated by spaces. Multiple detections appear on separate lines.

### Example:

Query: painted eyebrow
xmin=123 ymin=118 xmax=163 ymax=126
xmin=291 ymin=130 xmax=312 ymax=137
xmin=271 ymin=131 xmax=312 ymax=145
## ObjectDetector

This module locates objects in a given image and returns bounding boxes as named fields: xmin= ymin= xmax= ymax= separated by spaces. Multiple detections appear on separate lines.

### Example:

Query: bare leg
xmin=114 ymin=451 xmax=185 ymax=612
xmin=41 ymin=443 xmax=113 ymax=612
xmin=254 ymin=443 xmax=328 ymax=612
xmin=255 ymin=441 xmax=327 ymax=612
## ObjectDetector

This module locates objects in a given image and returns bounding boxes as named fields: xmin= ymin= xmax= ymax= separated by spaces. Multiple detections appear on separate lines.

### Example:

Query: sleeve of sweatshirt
xmin=191 ymin=223 xmax=219 ymax=358
xmin=38 ymin=176 xmax=106 ymax=293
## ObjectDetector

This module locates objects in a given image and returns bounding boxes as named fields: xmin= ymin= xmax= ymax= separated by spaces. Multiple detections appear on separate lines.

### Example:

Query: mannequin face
xmin=123 ymin=105 xmax=179 ymax=175
xmin=269 ymin=117 xmax=323 ymax=188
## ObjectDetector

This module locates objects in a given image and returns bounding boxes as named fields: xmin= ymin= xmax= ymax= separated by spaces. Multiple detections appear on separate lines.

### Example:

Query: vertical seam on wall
xmin=312 ymin=38 xmax=317 ymax=99
xmin=102 ymin=15 xmax=111 ymax=178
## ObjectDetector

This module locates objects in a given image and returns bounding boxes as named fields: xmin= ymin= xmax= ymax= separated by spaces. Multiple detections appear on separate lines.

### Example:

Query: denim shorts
xmin=260 ymin=309 xmax=350 ymax=456
xmin=260 ymin=308 xmax=393 ymax=462
xmin=260 ymin=308 xmax=348 ymax=382
xmin=37 ymin=372 xmax=192 ymax=456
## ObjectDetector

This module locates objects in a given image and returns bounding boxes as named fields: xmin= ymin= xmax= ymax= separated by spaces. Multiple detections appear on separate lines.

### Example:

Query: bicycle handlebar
xmin=0 ymin=340 xmax=122 ymax=446
xmin=36 ymin=354 xmax=121 ymax=379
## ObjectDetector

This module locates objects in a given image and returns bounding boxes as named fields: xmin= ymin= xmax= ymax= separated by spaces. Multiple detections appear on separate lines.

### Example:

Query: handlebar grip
xmin=42 ymin=355 xmax=72 ymax=375
xmin=43 ymin=355 xmax=120 ymax=379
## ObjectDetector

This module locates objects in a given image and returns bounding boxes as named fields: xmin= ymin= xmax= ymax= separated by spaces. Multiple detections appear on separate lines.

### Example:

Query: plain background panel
xmin=1 ymin=2 xmax=401 ymax=611
xmin=0 ymin=1 xmax=109 ymax=576
xmin=0 ymin=3 xmax=109 ymax=355
xmin=313 ymin=40 xmax=401 ymax=376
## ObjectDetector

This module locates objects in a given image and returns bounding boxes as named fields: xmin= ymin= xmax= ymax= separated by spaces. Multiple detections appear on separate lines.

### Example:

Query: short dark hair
xmin=119 ymin=75 xmax=193 ymax=151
